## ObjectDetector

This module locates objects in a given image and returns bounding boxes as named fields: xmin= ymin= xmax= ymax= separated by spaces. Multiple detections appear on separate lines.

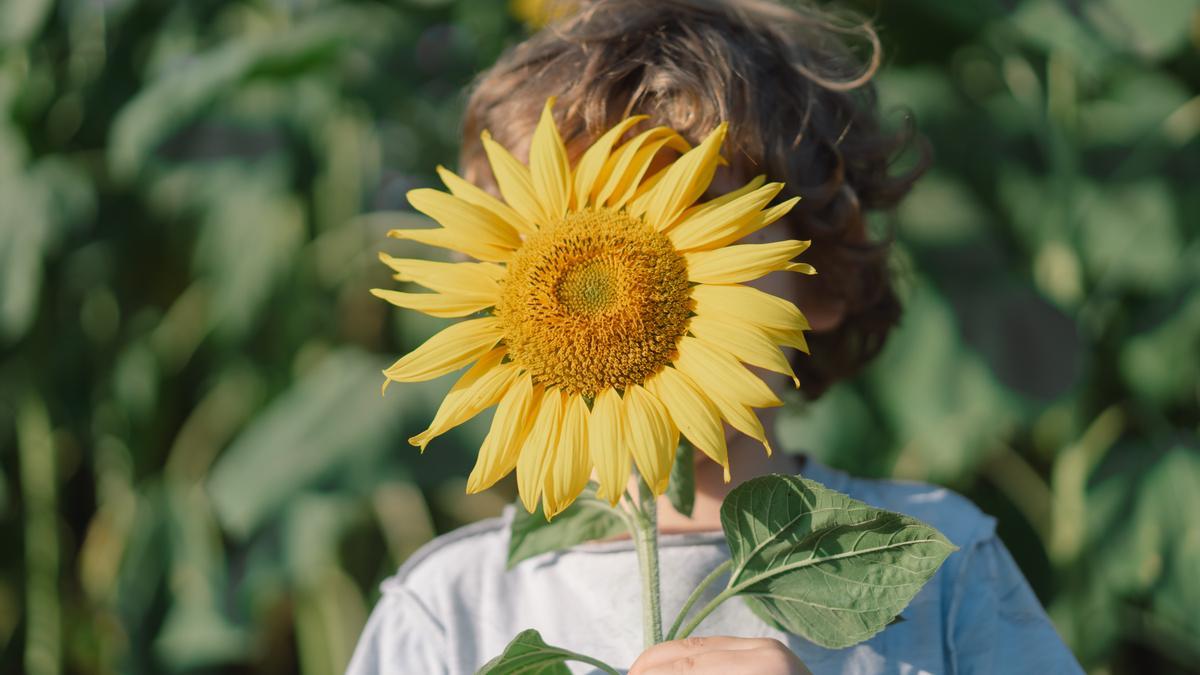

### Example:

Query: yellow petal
xmin=625 ymin=165 xmax=670 ymax=219
xmin=382 ymin=317 xmax=503 ymax=383
xmin=688 ymin=315 xmax=799 ymax=387
xmin=529 ymin=98 xmax=570 ymax=222
xmin=644 ymin=368 xmax=729 ymax=482
xmin=481 ymin=130 xmax=548 ymax=227
xmin=587 ymin=387 xmax=630 ymax=506
xmin=378 ymin=254 xmax=502 ymax=297
xmin=784 ymin=262 xmax=817 ymax=275
xmin=543 ymin=394 xmax=591 ymax=519
xmin=437 ymin=165 xmax=535 ymax=235
xmin=691 ymin=283 xmax=810 ymax=332
xmin=672 ymin=337 xmax=774 ymax=454
xmin=622 ymin=384 xmax=678 ymax=496
xmin=764 ymin=325 xmax=811 ymax=354
xmin=369 ymin=289 xmax=494 ymax=318
xmin=685 ymin=239 xmax=812 ymax=284
xmin=515 ymin=388 xmax=566 ymax=513
xmin=406 ymin=188 xmax=521 ymax=249
xmin=410 ymin=349 xmax=517 ymax=451
xmin=643 ymin=123 xmax=727 ymax=231
xmin=666 ymin=183 xmax=784 ymax=251
xmin=674 ymin=175 xmax=766 ymax=225
xmin=595 ymin=127 xmax=689 ymax=208
xmin=572 ymin=115 xmax=648 ymax=210
xmin=386 ymin=227 xmax=512 ymax=263
xmin=673 ymin=335 xmax=780 ymax=408
xmin=467 ymin=375 xmax=540 ymax=493
xmin=410 ymin=348 xmax=518 ymax=449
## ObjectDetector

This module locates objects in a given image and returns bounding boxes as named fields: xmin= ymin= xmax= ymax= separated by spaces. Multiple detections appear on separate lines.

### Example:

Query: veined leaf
xmin=478 ymin=629 xmax=618 ymax=675
xmin=721 ymin=474 xmax=957 ymax=649
xmin=507 ymin=483 xmax=626 ymax=569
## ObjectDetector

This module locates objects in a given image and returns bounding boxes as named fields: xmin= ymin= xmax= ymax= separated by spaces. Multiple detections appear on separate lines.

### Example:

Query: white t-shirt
xmin=346 ymin=457 xmax=1082 ymax=674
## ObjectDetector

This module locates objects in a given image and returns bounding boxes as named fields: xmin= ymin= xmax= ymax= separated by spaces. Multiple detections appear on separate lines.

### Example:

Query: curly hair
xmin=458 ymin=0 xmax=928 ymax=398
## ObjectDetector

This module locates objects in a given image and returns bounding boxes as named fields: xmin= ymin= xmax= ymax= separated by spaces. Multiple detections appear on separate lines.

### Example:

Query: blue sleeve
xmin=345 ymin=585 xmax=449 ymax=675
xmin=945 ymin=535 xmax=1083 ymax=675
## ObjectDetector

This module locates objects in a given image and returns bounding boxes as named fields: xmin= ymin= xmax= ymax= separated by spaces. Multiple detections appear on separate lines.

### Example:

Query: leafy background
xmin=0 ymin=0 xmax=1196 ymax=672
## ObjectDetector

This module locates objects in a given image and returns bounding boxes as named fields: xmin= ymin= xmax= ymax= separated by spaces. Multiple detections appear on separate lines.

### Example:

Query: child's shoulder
xmin=386 ymin=457 xmax=997 ymax=594
xmin=381 ymin=508 xmax=513 ymax=595
xmin=802 ymin=457 xmax=997 ymax=549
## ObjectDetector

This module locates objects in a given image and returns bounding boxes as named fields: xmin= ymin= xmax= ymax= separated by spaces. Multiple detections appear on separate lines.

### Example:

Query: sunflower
xmin=373 ymin=98 xmax=815 ymax=518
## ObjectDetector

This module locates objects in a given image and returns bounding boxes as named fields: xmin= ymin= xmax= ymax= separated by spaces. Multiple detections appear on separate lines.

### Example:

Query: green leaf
xmin=207 ymin=349 xmax=409 ymax=538
xmin=107 ymin=7 xmax=398 ymax=179
xmin=0 ymin=0 xmax=53 ymax=47
xmin=667 ymin=442 xmax=695 ymax=517
xmin=507 ymin=483 xmax=626 ymax=569
xmin=478 ymin=629 xmax=621 ymax=675
xmin=721 ymin=474 xmax=957 ymax=649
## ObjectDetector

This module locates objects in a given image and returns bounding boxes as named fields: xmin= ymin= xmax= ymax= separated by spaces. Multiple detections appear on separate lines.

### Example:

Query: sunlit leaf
xmin=108 ymin=7 xmax=399 ymax=179
xmin=721 ymin=475 xmax=956 ymax=649
xmin=0 ymin=0 xmax=53 ymax=47
xmin=207 ymin=349 xmax=408 ymax=538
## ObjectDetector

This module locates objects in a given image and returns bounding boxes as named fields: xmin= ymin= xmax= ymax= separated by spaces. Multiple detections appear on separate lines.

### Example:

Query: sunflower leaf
xmin=507 ymin=482 xmax=626 ymax=569
xmin=478 ymin=629 xmax=608 ymax=675
xmin=721 ymin=474 xmax=957 ymax=648
xmin=667 ymin=442 xmax=695 ymax=517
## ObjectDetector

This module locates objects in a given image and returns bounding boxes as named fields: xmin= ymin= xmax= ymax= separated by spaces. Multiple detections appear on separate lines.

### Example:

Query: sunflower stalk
xmin=628 ymin=475 xmax=664 ymax=648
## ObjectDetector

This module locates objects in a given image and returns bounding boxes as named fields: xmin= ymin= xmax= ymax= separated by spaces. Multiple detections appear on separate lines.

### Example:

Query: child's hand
xmin=628 ymin=637 xmax=812 ymax=675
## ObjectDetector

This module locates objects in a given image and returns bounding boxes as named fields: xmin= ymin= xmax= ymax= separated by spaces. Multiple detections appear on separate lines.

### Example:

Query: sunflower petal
xmin=685 ymin=239 xmax=812 ymax=284
xmin=666 ymin=183 xmax=784 ymax=251
xmin=437 ymin=165 xmax=535 ymax=235
xmin=410 ymin=349 xmax=517 ymax=450
xmin=467 ymin=375 xmax=539 ymax=493
xmin=369 ymin=289 xmax=494 ymax=318
xmin=382 ymin=317 xmax=503 ymax=384
xmin=378 ymin=254 xmax=503 ymax=296
xmin=544 ymin=394 xmax=591 ymax=519
xmin=644 ymin=368 xmax=729 ymax=482
xmin=386 ymin=228 xmax=512 ymax=263
xmin=692 ymin=283 xmax=810 ymax=331
xmin=763 ymin=325 xmax=810 ymax=354
xmin=406 ymin=188 xmax=522 ymax=248
xmin=481 ymin=130 xmax=548 ymax=227
xmin=672 ymin=337 xmax=775 ymax=454
xmin=675 ymin=175 xmax=766 ymax=224
xmin=588 ymin=387 xmax=630 ymax=506
xmin=688 ymin=315 xmax=798 ymax=387
xmin=572 ymin=115 xmax=648 ymax=209
xmin=516 ymin=388 xmax=566 ymax=513
xmin=622 ymin=384 xmax=678 ymax=496
xmin=595 ymin=127 xmax=688 ymax=208
xmin=674 ymin=335 xmax=780 ymax=408
xmin=623 ymin=168 xmax=665 ymax=216
xmin=530 ymin=98 xmax=571 ymax=222
xmin=643 ymin=123 xmax=728 ymax=231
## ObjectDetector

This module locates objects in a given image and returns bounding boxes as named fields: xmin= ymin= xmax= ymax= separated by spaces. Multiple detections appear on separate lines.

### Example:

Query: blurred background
xmin=0 ymin=0 xmax=1197 ymax=673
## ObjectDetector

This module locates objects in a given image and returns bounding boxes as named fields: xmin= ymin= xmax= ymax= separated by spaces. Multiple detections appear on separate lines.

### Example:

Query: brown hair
xmin=459 ymin=0 xmax=928 ymax=398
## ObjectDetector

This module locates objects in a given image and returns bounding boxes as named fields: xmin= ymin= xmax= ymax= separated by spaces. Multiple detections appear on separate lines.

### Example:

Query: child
xmin=347 ymin=1 xmax=1083 ymax=672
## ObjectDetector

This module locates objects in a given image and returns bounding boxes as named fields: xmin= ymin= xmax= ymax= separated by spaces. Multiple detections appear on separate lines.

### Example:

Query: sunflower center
xmin=497 ymin=208 xmax=692 ymax=396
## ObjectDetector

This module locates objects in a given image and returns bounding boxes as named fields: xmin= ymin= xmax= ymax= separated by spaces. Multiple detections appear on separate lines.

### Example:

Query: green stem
xmin=674 ymin=587 xmax=739 ymax=640
xmin=629 ymin=477 xmax=663 ymax=647
xmin=665 ymin=559 xmax=732 ymax=641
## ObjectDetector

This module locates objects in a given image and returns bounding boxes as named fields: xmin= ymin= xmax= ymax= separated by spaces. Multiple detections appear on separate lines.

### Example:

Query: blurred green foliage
xmin=0 ymin=0 xmax=1196 ymax=673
